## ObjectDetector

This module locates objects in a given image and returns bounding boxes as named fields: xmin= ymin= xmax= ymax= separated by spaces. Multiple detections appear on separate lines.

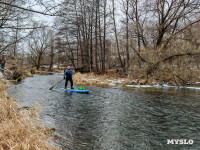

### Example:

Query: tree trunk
xmin=49 ymin=38 xmax=54 ymax=71
xmin=102 ymin=0 xmax=107 ymax=73
xmin=98 ymin=1 xmax=103 ymax=72
xmin=112 ymin=0 xmax=125 ymax=72
xmin=125 ymin=0 xmax=130 ymax=69
xmin=37 ymin=53 xmax=42 ymax=70
xmin=90 ymin=2 xmax=94 ymax=72
xmin=95 ymin=0 xmax=99 ymax=72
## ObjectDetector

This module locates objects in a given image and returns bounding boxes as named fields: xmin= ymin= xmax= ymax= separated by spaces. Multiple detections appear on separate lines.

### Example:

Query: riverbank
xmin=73 ymin=72 xmax=200 ymax=89
xmin=3 ymin=58 xmax=64 ymax=82
xmin=0 ymin=79 xmax=58 ymax=149
xmin=73 ymin=72 xmax=132 ymax=86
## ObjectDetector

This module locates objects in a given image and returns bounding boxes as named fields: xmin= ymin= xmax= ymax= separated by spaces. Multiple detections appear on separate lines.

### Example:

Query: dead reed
xmin=0 ymin=80 xmax=59 ymax=150
xmin=73 ymin=72 xmax=131 ymax=86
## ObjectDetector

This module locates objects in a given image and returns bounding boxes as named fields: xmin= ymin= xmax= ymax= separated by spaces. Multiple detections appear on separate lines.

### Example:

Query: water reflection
xmin=8 ymin=74 xmax=200 ymax=150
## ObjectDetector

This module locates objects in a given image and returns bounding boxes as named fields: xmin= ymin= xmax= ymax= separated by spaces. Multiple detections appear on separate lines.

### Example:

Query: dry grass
xmin=0 ymin=80 xmax=59 ymax=150
xmin=73 ymin=72 xmax=131 ymax=86
xmin=52 ymin=69 xmax=64 ymax=73
xmin=74 ymin=72 xmax=109 ymax=86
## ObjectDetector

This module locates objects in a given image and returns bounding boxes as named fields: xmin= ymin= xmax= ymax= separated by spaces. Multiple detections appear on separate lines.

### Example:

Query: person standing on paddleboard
xmin=0 ymin=55 xmax=6 ymax=69
xmin=64 ymin=65 xmax=74 ymax=89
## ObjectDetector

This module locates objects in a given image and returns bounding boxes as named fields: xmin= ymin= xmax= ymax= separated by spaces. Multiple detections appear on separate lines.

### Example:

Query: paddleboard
xmin=58 ymin=87 xmax=90 ymax=93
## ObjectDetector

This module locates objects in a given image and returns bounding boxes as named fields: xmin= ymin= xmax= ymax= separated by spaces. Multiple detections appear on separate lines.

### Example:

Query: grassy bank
xmin=73 ymin=72 xmax=200 ymax=87
xmin=0 ymin=79 xmax=58 ymax=150
xmin=73 ymin=72 xmax=132 ymax=86
xmin=4 ymin=58 xmax=64 ymax=81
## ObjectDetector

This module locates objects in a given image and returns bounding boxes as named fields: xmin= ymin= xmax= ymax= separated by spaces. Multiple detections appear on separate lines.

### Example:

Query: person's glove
xmin=64 ymin=77 xmax=65 ymax=79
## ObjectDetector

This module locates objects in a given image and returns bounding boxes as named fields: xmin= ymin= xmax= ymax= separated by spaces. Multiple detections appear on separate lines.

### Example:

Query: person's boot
xmin=71 ymin=86 xmax=74 ymax=89
xmin=65 ymin=86 xmax=67 ymax=89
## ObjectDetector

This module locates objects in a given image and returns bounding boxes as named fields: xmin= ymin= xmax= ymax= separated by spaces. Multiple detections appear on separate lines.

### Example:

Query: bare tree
xmin=121 ymin=0 xmax=130 ymax=68
xmin=49 ymin=37 xmax=55 ymax=71
xmin=111 ymin=0 xmax=125 ymax=72
xmin=102 ymin=0 xmax=107 ymax=73
xmin=29 ymin=28 xmax=52 ymax=70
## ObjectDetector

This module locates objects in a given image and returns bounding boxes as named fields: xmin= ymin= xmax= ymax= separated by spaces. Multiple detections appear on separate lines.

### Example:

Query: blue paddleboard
xmin=58 ymin=87 xmax=90 ymax=93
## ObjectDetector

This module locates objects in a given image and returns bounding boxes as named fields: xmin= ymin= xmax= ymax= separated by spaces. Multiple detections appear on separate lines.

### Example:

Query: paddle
xmin=49 ymin=79 xmax=65 ymax=90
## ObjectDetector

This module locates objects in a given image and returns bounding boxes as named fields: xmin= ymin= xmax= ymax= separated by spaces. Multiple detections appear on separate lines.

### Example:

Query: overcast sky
xmin=30 ymin=0 xmax=123 ymax=27
xmin=30 ymin=0 xmax=63 ymax=26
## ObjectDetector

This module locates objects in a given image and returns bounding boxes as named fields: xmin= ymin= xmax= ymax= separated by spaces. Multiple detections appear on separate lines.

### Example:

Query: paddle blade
xmin=49 ymin=86 xmax=54 ymax=90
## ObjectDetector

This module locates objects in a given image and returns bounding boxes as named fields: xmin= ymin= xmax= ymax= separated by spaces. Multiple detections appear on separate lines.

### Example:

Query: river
xmin=8 ymin=73 xmax=200 ymax=150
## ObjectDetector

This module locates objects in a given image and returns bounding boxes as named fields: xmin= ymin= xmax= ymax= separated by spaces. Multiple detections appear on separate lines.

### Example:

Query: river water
xmin=8 ymin=74 xmax=200 ymax=150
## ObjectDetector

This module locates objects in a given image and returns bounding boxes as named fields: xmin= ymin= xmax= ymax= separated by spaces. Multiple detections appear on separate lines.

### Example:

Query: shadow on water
xmin=8 ymin=74 xmax=200 ymax=150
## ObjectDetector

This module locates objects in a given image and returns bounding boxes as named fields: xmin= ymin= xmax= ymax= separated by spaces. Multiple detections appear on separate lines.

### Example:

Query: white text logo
xmin=167 ymin=139 xmax=193 ymax=145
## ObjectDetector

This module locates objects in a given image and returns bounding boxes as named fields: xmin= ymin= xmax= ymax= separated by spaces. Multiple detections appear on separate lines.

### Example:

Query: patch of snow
xmin=107 ymin=79 xmax=125 ymax=84
xmin=110 ymin=80 xmax=117 ymax=84
xmin=126 ymin=84 xmax=200 ymax=90
xmin=126 ymin=85 xmax=154 ymax=88
xmin=154 ymin=84 xmax=162 ymax=87
xmin=162 ymin=83 xmax=169 ymax=87
xmin=109 ymin=83 xmax=116 ymax=86
xmin=131 ymin=79 xmax=138 ymax=83
xmin=107 ymin=79 xmax=113 ymax=82
xmin=117 ymin=79 xmax=122 ymax=83
xmin=84 ymin=78 xmax=100 ymax=81
xmin=126 ymin=85 xmax=136 ymax=87
xmin=185 ymin=87 xmax=200 ymax=90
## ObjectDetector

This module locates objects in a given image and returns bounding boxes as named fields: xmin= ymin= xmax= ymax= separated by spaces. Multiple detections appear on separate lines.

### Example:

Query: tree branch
xmin=0 ymin=1 xmax=59 ymax=17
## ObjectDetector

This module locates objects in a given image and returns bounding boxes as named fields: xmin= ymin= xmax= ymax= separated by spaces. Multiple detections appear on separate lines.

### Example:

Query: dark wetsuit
xmin=0 ymin=59 xmax=5 ymax=69
xmin=1 ymin=60 xmax=6 ymax=69
xmin=64 ymin=69 xmax=73 ymax=89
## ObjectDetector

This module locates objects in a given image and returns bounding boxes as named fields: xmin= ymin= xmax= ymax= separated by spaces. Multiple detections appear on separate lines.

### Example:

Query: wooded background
xmin=0 ymin=0 xmax=200 ymax=85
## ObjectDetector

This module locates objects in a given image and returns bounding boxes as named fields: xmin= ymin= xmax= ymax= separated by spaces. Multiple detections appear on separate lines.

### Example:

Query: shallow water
xmin=8 ymin=74 xmax=200 ymax=150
